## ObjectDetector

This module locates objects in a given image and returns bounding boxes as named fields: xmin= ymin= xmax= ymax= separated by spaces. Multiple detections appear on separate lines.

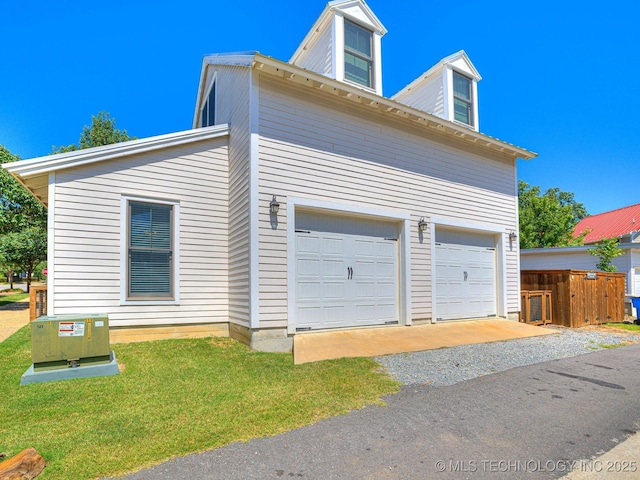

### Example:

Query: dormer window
xmin=200 ymin=80 xmax=216 ymax=127
xmin=288 ymin=1 xmax=386 ymax=96
xmin=344 ymin=19 xmax=373 ymax=88
xmin=453 ymin=71 xmax=473 ymax=126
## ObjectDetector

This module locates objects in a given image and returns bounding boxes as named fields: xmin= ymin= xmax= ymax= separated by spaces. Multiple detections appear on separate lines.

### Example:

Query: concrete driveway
xmin=111 ymin=344 xmax=640 ymax=480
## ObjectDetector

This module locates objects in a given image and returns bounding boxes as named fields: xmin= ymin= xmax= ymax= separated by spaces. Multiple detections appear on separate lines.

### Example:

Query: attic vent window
xmin=453 ymin=71 xmax=473 ymax=126
xmin=344 ymin=20 xmax=373 ymax=88
xmin=200 ymin=80 xmax=216 ymax=127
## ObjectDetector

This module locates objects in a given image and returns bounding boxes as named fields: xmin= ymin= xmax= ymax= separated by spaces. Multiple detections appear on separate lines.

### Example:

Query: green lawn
xmin=0 ymin=292 xmax=28 ymax=307
xmin=603 ymin=322 xmax=640 ymax=332
xmin=0 ymin=328 xmax=399 ymax=479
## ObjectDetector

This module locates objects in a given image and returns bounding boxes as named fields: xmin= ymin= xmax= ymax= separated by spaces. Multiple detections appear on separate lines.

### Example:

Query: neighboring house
xmin=521 ymin=203 xmax=640 ymax=312
xmin=4 ymin=0 xmax=536 ymax=352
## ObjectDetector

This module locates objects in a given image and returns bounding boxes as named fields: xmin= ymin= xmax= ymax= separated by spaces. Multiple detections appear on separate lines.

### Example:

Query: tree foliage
xmin=2 ymin=112 xmax=133 ymax=288
xmin=0 ymin=227 xmax=47 ymax=289
xmin=52 ymin=111 xmax=135 ymax=153
xmin=589 ymin=237 xmax=624 ymax=272
xmin=518 ymin=180 xmax=589 ymax=249
xmin=0 ymin=146 xmax=48 ymax=235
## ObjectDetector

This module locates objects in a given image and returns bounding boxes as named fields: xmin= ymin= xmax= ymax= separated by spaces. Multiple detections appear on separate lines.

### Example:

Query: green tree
xmin=52 ymin=111 xmax=135 ymax=153
xmin=0 ymin=256 xmax=16 ymax=289
xmin=0 ymin=227 xmax=47 ymax=291
xmin=0 ymin=146 xmax=48 ymax=234
xmin=518 ymin=180 xmax=589 ymax=249
xmin=589 ymin=237 xmax=624 ymax=272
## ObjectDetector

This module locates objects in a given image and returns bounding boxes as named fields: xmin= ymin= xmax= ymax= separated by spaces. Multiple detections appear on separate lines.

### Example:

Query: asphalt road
xmin=112 ymin=344 xmax=640 ymax=480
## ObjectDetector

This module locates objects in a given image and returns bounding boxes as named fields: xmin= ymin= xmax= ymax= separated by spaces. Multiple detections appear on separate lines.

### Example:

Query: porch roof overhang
xmin=2 ymin=125 xmax=230 ymax=207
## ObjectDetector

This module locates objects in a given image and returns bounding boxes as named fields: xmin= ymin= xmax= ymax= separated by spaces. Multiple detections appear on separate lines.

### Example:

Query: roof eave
xmin=3 ymin=125 xmax=231 ymax=207
xmin=254 ymin=54 xmax=536 ymax=160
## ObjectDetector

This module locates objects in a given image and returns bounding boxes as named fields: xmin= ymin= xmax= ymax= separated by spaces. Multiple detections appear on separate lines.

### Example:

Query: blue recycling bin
xmin=631 ymin=298 xmax=640 ymax=325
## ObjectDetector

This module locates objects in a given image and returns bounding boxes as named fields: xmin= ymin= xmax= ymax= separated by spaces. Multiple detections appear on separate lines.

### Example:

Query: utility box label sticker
xmin=58 ymin=322 xmax=85 ymax=337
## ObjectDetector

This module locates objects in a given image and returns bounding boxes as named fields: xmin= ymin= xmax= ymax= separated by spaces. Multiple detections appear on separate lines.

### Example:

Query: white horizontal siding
xmin=520 ymin=250 xmax=600 ymax=271
xmin=521 ymin=248 xmax=636 ymax=296
xmin=52 ymin=137 xmax=229 ymax=328
xmin=214 ymin=65 xmax=252 ymax=327
xmin=294 ymin=23 xmax=333 ymax=77
xmin=257 ymin=75 xmax=519 ymax=324
xmin=394 ymin=73 xmax=445 ymax=118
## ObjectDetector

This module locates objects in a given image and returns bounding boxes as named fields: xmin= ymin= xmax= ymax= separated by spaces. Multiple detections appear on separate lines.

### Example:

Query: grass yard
xmin=0 ymin=292 xmax=28 ymax=307
xmin=603 ymin=322 xmax=640 ymax=332
xmin=0 ymin=327 xmax=399 ymax=479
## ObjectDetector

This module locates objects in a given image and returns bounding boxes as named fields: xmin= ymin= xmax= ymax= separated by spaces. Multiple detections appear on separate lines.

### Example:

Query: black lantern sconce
xmin=269 ymin=195 xmax=280 ymax=214
xmin=418 ymin=217 xmax=428 ymax=233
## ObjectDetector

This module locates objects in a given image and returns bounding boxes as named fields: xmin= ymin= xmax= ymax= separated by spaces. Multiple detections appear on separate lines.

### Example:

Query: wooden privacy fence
xmin=521 ymin=270 xmax=626 ymax=328
xmin=29 ymin=285 xmax=47 ymax=320
xmin=520 ymin=290 xmax=552 ymax=325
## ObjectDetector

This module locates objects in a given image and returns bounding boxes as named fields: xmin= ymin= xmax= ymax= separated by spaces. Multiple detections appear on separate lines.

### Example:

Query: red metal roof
xmin=573 ymin=203 xmax=640 ymax=244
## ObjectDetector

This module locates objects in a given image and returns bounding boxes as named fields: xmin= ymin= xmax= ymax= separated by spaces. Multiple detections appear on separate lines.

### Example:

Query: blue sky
xmin=1 ymin=0 xmax=637 ymax=215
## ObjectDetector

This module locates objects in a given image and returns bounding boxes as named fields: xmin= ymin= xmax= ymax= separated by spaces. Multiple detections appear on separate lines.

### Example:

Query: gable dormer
xmin=290 ymin=0 xmax=386 ymax=96
xmin=392 ymin=51 xmax=482 ymax=131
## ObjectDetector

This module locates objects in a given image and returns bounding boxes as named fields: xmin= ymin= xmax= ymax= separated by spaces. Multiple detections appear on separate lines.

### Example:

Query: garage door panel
xmin=323 ymin=237 xmax=344 ymax=255
xmin=355 ymin=304 xmax=376 ymax=321
xmin=295 ymin=215 xmax=399 ymax=330
xmin=355 ymin=261 xmax=375 ymax=277
xmin=375 ymin=303 xmax=397 ymax=319
xmin=376 ymin=241 xmax=396 ymax=257
xmin=324 ymin=282 xmax=347 ymax=300
xmin=355 ymin=281 xmax=375 ymax=299
xmin=355 ymin=239 xmax=375 ymax=256
xmin=297 ymin=258 xmax=321 ymax=276
xmin=376 ymin=261 xmax=397 ymax=278
xmin=297 ymin=235 xmax=320 ymax=253
xmin=323 ymin=259 xmax=345 ymax=277
xmin=297 ymin=306 xmax=322 ymax=328
xmin=297 ymin=282 xmax=321 ymax=301
xmin=436 ymin=238 xmax=496 ymax=321
xmin=376 ymin=281 xmax=397 ymax=298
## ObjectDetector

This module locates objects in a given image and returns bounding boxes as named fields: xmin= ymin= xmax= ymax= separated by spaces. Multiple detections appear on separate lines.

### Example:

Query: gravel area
xmin=375 ymin=327 xmax=640 ymax=387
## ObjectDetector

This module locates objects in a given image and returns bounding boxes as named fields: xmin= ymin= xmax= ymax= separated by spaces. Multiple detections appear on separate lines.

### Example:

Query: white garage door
xmin=295 ymin=212 xmax=399 ymax=330
xmin=435 ymin=229 xmax=497 ymax=321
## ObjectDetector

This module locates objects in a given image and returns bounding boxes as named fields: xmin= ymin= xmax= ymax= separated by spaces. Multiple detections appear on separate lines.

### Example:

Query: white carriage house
xmin=4 ymin=0 xmax=535 ymax=351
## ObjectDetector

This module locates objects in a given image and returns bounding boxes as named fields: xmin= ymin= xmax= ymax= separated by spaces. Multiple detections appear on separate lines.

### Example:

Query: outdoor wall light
xmin=269 ymin=195 xmax=280 ymax=214
xmin=509 ymin=230 xmax=518 ymax=242
xmin=418 ymin=217 xmax=428 ymax=232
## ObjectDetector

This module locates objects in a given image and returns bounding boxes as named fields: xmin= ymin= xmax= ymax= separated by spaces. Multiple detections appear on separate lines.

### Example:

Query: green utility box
xmin=31 ymin=314 xmax=111 ymax=372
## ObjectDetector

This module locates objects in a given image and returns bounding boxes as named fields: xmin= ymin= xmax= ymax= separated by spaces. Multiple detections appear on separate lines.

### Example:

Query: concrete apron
xmin=293 ymin=319 xmax=558 ymax=364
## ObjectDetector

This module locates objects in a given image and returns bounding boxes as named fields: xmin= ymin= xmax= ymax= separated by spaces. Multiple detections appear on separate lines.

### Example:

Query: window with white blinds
xmin=128 ymin=201 xmax=173 ymax=299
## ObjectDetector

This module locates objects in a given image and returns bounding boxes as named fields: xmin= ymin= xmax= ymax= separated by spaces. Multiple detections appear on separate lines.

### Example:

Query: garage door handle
xmin=464 ymin=271 xmax=468 ymax=281
xmin=347 ymin=267 xmax=353 ymax=280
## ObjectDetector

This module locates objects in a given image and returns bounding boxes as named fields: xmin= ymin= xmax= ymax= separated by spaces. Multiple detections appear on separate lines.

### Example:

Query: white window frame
xmin=452 ymin=71 xmax=474 ymax=127
xmin=343 ymin=18 xmax=374 ymax=89
xmin=120 ymin=195 xmax=180 ymax=305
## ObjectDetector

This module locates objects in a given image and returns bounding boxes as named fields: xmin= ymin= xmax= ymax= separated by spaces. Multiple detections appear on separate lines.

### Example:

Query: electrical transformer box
xmin=30 ymin=314 xmax=111 ymax=371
